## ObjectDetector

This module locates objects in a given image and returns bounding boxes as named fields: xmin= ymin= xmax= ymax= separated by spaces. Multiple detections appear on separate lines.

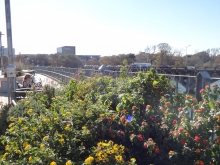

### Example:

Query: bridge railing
xmin=33 ymin=66 xmax=220 ymax=98
xmin=34 ymin=69 xmax=74 ymax=84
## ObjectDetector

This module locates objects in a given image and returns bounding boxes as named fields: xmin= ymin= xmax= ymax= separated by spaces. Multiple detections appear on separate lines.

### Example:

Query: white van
xmin=133 ymin=63 xmax=151 ymax=69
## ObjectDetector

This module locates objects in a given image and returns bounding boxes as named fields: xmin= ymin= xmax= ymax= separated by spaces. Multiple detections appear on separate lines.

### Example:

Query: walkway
xmin=0 ymin=74 xmax=61 ymax=105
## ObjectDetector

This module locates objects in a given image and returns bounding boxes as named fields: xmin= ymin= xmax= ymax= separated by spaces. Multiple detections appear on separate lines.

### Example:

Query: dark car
xmin=159 ymin=64 xmax=172 ymax=68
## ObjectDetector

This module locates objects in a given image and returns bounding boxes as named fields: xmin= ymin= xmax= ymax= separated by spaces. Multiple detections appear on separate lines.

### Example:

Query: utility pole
xmin=5 ymin=0 xmax=16 ymax=104
xmin=0 ymin=31 xmax=4 ymax=73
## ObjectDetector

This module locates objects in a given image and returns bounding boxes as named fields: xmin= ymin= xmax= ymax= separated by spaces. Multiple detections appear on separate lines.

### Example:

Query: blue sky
xmin=0 ymin=0 xmax=220 ymax=56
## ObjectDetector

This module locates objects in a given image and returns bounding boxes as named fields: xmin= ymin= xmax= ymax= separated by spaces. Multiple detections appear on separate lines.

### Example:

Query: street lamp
xmin=185 ymin=45 xmax=191 ymax=66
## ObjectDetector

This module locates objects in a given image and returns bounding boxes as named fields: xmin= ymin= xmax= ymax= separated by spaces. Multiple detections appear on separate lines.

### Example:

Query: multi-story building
xmin=57 ymin=46 xmax=76 ymax=55
xmin=1 ymin=47 xmax=15 ymax=56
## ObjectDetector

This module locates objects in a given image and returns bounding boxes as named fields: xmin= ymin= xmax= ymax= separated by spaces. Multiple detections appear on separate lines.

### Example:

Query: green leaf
xmin=208 ymin=102 xmax=215 ymax=108
xmin=153 ymin=80 xmax=158 ymax=86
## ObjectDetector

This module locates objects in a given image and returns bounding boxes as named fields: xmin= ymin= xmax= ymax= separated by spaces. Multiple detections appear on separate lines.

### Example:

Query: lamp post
xmin=185 ymin=45 xmax=191 ymax=66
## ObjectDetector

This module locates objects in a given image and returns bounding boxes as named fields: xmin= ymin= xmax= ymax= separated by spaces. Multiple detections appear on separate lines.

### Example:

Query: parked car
xmin=159 ymin=64 xmax=172 ymax=68
xmin=186 ymin=66 xmax=195 ymax=69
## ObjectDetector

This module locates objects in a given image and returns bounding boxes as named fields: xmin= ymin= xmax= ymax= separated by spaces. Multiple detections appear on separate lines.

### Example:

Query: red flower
xmin=120 ymin=131 xmax=125 ymax=135
xmin=178 ymin=107 xmax=182 ymax=111
xmin=217 ymin=139 xmax=220 ymax=144
xmin=120 ymin=116 xmax=126 ymax=123
xmin=132 ymin=106 xmax=137 ymax=110
xmin=143 ymin=142 xmax=148 ymax=148
xmin=180 ymin=139 xmax=186 ymax=145
xmin=194 ymin=136 xmax=200 ymax=142
xmin=121 ymin=110 xmax=126 ymax=114
xmin=212 ymin=84 xmax=218 ymax=88
xmin=172 ymin=120 xmax=177 ymax=125
xmin=205 ymin=85 xmax=209 ymax=89
xmin=200 ymin=89 xmax=204 ymax=94
xmin=138 ymin=134 xmax=143 ymax=141
xmin=148 ymin=138 xmax=153 ymax=141
xmin=186 ymin=95 xmax=191 ymax=99
xmin=125 ymin=120 xmax=130 ymax=125
xmin=142 ymin=122 xmax=147 ymax=126
xmin=150 ymin=116 xmax=154 ymax=122
xmin=154 ymin=148 xmax=160 ymax=153
xmin=165 ymin=102 xmax=171 ymax=106
xmin=102 ymin=118 xmax=107 ymax=123
xmin=178 ymin=127 xmax=184 ymax=132
xmin=203 ymin=139 xmax=208 ymax=143
xmin=171 ymin=86 xmax=175 ymax=91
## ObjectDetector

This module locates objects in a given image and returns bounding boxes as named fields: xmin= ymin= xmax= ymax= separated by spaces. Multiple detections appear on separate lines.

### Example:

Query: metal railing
xmin=33 ymin=66 xmax=220 ymax=101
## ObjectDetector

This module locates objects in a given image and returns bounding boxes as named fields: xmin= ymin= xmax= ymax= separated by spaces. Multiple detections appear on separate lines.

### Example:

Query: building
xmin=1 ymin=47 xmax=15 ymax=56
xmin=57 ymin=46 xmax=76 ymax=55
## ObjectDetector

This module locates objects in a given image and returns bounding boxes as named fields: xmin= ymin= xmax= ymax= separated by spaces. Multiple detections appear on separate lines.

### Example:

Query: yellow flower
xmin=66 ymin=112 xmax=71 ymax=115
xmin=78 ymin=100 xmax=83 ymax=103
xmin=65 ymin=125 xmax=70 ymax=131
xmin=9 ymin=128 xmax=14 ymax=133
xmin=27 ymin=109 xmax=33 ymax=114
xmin=10 ymin=116 xmax=14 ymax=121
xmin=115 ymin=155 xmax=124 ymax=163
xmin=86 ymin=110 xmax=89 ymax=114
xmin=29 ymin=156 xmax=33 ymax=162
xmin=50 ymin=161 xmax=57 ymax=165
xmin=24 ymin=145 xmax=30 ymax=150
xmin=15 ymin=150 xmax=21 ymax=154
xmin=5 ymin=145 xmax=9 ymax=151
xmin=9 ymin=123 xmax=14 ymax=128
xmin=195 ymin=149 xmax=200 ymax=153
xmin=44 ymin=118 xmax=50 ymax=123
xmin=42 ymin=104 xmax=45 ymax=107
xmin=84 ymin=156 xmax=94 ymax=164
xmin=23 ymin=142 xmax=28 ymax=147
xmin=24 ymin=101 xmax=30 ymax=105
xmin=43 ymin=136 xmax=49 ymax=141
xmin=23 ymin=127 xmax=28 ymax=131
xmin=82 ymin=126 xmax=87 ymax=130
xmin=52 ymin=97 xmax=55 ymax=100
xmin=59 ymin=138 xmax=65 ymax=143
xmin=130 ymin=158 xmax=136 ymax=162
xmin=18 ymin=118 xmax=22 ymax=124
xmin=32 ymin=127 xmax=37 ymax=132
xmin=2 ymin=152 xmax=8 ymax=160
xmin=40 ymin=144 xmax=45 ymax=148
xmin=100 ymin=114 xmax=105 ymax=117
xmin=65 ymin=160 xmax=72 ymax=165
xmin=54 ymin=117 xmax=59 ymax=121
xmin=62 ymin=114 xmax=66 ymax=117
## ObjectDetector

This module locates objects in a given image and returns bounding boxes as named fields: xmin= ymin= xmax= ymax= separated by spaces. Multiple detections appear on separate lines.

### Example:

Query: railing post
xmin=175 ymin=76 xmax=179 ymax=94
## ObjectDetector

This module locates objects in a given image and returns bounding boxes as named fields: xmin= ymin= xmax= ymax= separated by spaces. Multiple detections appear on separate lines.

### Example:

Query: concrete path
xmin=0 ymin=74 xmax=61 ymax=105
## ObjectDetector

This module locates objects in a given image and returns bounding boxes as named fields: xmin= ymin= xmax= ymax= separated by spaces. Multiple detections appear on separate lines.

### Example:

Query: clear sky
xmin=0 ymin=0 xmax=220 ymax=56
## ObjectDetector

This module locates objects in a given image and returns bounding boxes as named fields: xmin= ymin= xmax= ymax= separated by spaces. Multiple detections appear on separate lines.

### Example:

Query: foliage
xmin=83 ymin=140 xmax=137 ymax=165
xmin=0 ymin=71 xmax=220 ymax=165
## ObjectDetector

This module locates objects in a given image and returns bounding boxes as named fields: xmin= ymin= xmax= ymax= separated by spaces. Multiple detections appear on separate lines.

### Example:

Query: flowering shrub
xmin=0 ymin=70 xmax=220 ymax=165
xmin=84 ymin=140 xmax=137 ymax=165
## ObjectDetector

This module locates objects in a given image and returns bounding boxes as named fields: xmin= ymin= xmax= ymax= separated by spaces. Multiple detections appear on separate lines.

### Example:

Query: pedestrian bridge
xmin=1 ymin=67 xmax=220 ymax=105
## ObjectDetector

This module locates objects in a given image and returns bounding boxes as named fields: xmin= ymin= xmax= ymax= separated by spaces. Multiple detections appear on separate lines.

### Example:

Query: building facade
xmin=1 ymin=47 xmax=15 ymax=56
xmin=57 ymin=46 xmax=76 ymax=55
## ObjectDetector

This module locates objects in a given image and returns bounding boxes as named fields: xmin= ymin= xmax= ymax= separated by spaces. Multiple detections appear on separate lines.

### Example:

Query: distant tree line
xmin=9 ymin=43 xmax=220 ymax=70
